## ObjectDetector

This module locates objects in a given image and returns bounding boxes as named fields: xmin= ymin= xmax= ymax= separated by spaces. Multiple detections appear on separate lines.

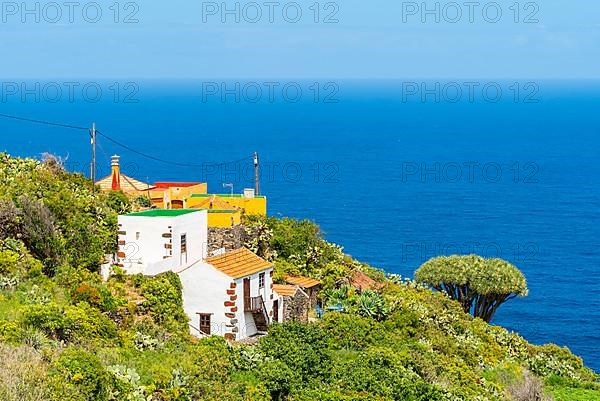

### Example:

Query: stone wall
xmin=307 ymin=287 xmax=321 ymax=310
xmin=208 ymin=225 xmax=245 ymax=255
xmin=283 ymin=290 xmax=310 ymax=323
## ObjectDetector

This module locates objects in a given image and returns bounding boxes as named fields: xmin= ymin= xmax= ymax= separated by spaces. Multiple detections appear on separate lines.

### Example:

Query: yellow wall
xmin=169 ymin=184 xmax=208 ymax=200
xmin=145 ymin=186 xmax=264 ymax=228
xmin=222 ymin=196 xmax=267 ymax=215
xmin=150 ymin=193 xmax=166 ymax=208
xmin=186 ymin=195 xmax=267 ymax=216
xmin=149 ymin=184 xmax=209 ymax=209
xmin=208 ymin=211 xmax=242 ymax=227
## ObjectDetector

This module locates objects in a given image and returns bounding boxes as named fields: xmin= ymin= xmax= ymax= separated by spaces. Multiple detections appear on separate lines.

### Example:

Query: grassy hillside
xmin=0 ymin=153 xmax=598 ymax=401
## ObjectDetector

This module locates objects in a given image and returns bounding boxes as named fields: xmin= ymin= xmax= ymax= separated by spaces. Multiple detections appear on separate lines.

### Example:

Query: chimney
xmin=111 ymin=155 xmax=121 ymax=191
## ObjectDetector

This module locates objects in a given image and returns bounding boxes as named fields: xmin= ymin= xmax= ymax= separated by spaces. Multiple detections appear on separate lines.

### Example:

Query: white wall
xmin=118 ymin=210 xmax=207 ymax=276
xmin=273 ymin=293 xmax=285 ymax=323
xmin=179 ymin=262 xmax=230 ymax=337
xmin=173 ymin=257 xmax=275 ymax=341
xmin=171 ymin=212 xmax=208 ymax=270
xmin=119 ymin=216 xmax=168 ymax=274
xmin=235 ymin=267 xmax=273 ymax=339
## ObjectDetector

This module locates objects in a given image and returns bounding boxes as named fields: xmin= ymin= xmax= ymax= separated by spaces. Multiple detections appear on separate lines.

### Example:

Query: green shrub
xmin=136 ymin=272 xmax=189 ymax=334
xmin=50 ymin=348 xmax=110 ymax=401
xmin=71 ymin=282 xmax=123 ymax=312
xmin=22 ymin=302 xmax=117 ymax=341
xmin=15 ymin=196 xmax=64 ymax=272
xmin=0 ymin=239 xmax=44 ymax=280
xmin=551 ymin=387 xmax=600 ymax=401
xmin=289 ymin=388 xmax=390 ymax=401
xmin=105 ymin=190 xmax=132 ymax=214
xmin=330 ymin=347 xmax=446 ymax=401
xmin=322 ymin=313 xmax=387 ymax=351
xmin=257 ymin=358 xmax=298 ymax=401
xmin=0 ymin=153 xmax=118 ymax=273
xmin=132 ymin=195 xmax=153 ymax=209
xmin=0 ymin=320 xmax=20 ymax=344
xmin=258 ymin=322 xmax=331 ymax=381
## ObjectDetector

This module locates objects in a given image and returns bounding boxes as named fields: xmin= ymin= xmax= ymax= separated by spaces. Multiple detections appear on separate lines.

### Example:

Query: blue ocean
xmin=1 ymin=79 xmax=599 ymax=371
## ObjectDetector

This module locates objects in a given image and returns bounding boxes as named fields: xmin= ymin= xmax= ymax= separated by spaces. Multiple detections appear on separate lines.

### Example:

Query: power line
xmin=96 ymin=130 xmax=252 ymax=168
xmin=0 ymin=112 xmax=89 ymax=131
xmin=0 ymin=112 xmax=254 ymax=168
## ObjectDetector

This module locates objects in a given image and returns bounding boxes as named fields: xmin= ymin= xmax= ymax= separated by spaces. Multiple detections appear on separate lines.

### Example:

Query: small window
xmin=181 ymin=234 xmax=188 ymax=264
xmin=181 ymin=234 xmax=187 ymax=253
xmin=198 ymin=313 xmax=211 ymax=335
xmin=259 ymin=273 xmax=265 ymax=289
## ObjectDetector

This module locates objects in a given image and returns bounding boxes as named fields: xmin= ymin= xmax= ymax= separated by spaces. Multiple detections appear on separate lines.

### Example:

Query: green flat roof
xmin=124 ymin=209 xmax=201 ymax=218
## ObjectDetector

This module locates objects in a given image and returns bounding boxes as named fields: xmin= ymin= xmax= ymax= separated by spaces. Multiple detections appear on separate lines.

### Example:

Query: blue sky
xmin=0 ymin=0 xmax=598 ymax=78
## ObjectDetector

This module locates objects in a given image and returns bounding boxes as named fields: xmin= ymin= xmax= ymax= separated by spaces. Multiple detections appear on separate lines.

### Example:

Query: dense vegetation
xmin=0 ymin=153 xmax=598 ymax=401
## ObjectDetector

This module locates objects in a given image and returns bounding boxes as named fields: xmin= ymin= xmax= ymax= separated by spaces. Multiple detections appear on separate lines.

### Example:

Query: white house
xmin=116 ymin=209 xmax=274 ymax=341
xmin=179 ymin=248 xmax=274 ymax=340
xmin=117 ymin=209 xmax=208 ymax=276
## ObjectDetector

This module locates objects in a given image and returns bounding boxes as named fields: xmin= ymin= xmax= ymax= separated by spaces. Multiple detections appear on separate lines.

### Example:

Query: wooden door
xmin=243 ymin=278 xmax=251 ymax=311
xmin=273 ymin=300 xmax=279 ymax=323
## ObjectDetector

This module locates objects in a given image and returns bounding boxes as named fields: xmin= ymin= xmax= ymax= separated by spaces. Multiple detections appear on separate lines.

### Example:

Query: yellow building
xmin=149 ymin=182 xmax=208 ymax=209
xmin=187 ymin=192 xmax=267 ymax=216
xmin=188 ymin=195 xmax=242 ymax=228
xmin=96 ymin=156 xmax=265 ymax=229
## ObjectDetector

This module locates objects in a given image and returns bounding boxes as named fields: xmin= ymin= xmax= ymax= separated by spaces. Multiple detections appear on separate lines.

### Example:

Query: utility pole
xmin=253 ymin=152 xmax=260 ymax=195
xmin=90 ymin=122 xmax=97 ymax=186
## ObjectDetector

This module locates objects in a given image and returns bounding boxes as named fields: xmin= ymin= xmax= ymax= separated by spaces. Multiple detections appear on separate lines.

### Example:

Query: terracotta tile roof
xmin=272 ymin=284 xmax=299 ymax=297
xmin=207 ymin=248 xmax=272 ymax=279
xmin=96 ymin=174 xmax=155 ymax=192
xmin=190 ymin=195 xmax=238 ymax=211
xmin=285 ymin=275 xmax=321 ymax=289
xmin=349 ymin=270 xmax=385 ymax=291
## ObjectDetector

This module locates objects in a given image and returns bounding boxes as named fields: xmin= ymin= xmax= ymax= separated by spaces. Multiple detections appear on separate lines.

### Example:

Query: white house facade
xmin=117 ymin=209 xmax=208 ymax=276
xmin=116 ymin=209 xmax=274 ymax=340
xmin=179 ymin=248 xmax=274 ymax=340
